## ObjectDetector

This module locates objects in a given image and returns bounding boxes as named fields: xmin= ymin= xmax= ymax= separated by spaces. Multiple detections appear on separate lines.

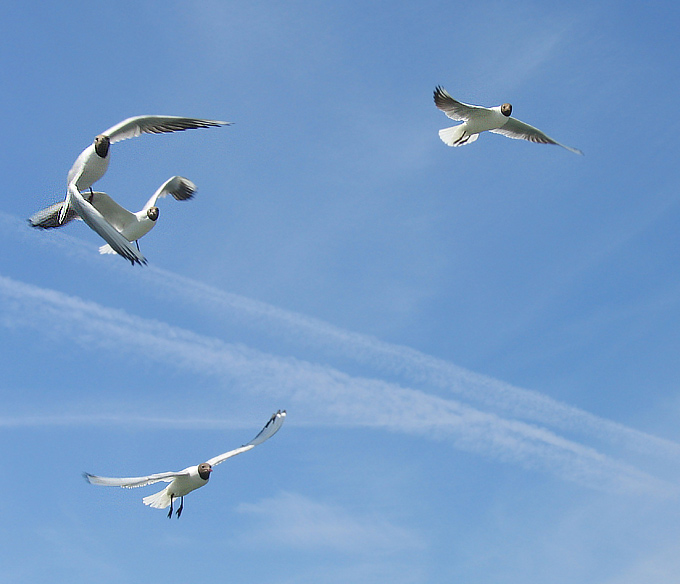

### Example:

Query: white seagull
xmin=84 ymin=410 xmax=286 ymax=518
xmin=434 ymin=86 xmax=582 ymax=155
xmin=29 ymin=176 xmax=197 ymax=265
xmin=56 ymin=115 xmax=230 ymax=226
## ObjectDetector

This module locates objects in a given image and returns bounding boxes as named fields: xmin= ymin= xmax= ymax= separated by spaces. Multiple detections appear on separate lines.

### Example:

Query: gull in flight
xmin=29 ymin=176 xmax=197 ymax=264
xmin=84 ymin=410 xmax=286 ymax=518
xmin=55 ymin=115 xmax=229 ymax=228
xmin=433 ymin=86 xmax=582 ymax=155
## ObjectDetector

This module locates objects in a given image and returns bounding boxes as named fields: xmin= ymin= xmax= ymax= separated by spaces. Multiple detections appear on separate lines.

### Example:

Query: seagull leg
xmin=167 ymin=496 xmax=174 ymax=519
xmin=135 ymin=240 xmax=140 ymax=251
xmin=88 ymin=188 xmax=94 ymax=203
xmin=176 ymin=497 xmax=184 ymax=519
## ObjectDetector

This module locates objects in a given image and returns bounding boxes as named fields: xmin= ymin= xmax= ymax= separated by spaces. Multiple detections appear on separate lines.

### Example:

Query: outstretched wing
xmin=88 ymin=191 xmax=137 ymax=232
xmin=28 ymin=200 xmax=79 ymax=229
xmin=101 ymin=116 xmax=231 ymax=145
xmin=491 ymin=117 xmax=583 ymax=155
xmin=206 ymin=410 xmax=286 ymax=468
xmin=144 ymin=176 xmax=197 ymax=210
xmin=83 ymin=470 xmax=189 ymax=489
xmin=433 ymin=86 xmax=486 ymax=121
xmin=67 ymin=184 xmax=147 ymax=265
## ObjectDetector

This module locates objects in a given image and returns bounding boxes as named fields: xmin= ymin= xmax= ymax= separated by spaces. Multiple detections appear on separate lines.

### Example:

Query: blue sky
xmin=2 ymin=0 xmax=680 ymax=582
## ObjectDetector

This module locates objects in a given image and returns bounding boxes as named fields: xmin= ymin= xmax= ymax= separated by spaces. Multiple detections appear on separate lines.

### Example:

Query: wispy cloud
xmin=138 ymin=263 xmax=680 ymax=464
xmin=7 ymin=207 xmax=678 ymax=470
xmin=0 ymin=273 xmax=674 ymax=495
xmin=237 ymin=491 xmax=423 ymax=554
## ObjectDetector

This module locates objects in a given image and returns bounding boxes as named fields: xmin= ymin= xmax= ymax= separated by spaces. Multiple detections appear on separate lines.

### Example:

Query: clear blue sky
xmin=2 ymin=1 xmax=680 ymax=582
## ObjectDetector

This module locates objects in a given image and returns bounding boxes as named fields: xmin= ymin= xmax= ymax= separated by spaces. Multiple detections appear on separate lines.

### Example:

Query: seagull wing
xmin=89 ymin=191 xmax=137 ymax=232
xmin=29 ymin=201 xmax=79 ymax=229
xmin=67 ymin=184 xmax=147 ymax=265
xmin=206 ymin=410 xmax=286 ymax=468
xmin=101 ymin=116 xmax=231 ymax=145
xmin=491 ymin=117 xmax=583 ymax=155
xmin=433 ymin=86 xmax=486 ymax=121
xmin=144 ymin=176 xmax=197 ymax=210
xmin=83 ymin=470 xmax=190 ymax=489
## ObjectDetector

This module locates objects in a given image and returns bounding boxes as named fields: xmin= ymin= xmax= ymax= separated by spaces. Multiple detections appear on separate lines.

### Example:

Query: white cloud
xmin=0 ymin=273 xmax=675 ymax=495
xmin=603 ymin=542 xmax=680 ymax=584
xmin=8 ymin=209 xmax=679 ymax=469
xmin=236 ymin=491 xmax=423 ymax=554
xmin=140 ymin=262 xmax=680 ymax=464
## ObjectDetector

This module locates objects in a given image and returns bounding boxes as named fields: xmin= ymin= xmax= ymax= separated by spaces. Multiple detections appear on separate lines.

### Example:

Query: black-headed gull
xmin=29 ymin=176 xmax=197 ymax=265
xmin=84 ymin=410 xmax=286 ymax=518
xmin=57 ymin=115 xmax=229 ymax=224
xmin=434 ymin=86 xmax=582 ymax=154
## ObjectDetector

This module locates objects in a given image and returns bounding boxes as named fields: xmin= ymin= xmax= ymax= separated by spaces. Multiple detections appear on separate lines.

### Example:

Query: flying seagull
xmin=56 ymin=115 xmax=230 ymax=226
xmin=433 ymin=86 xmax=582 ymax=154
xmin=29 ymin=176 xmax=196 ymax=265
xmin=84 ymin=410 xmax=286 ymax=518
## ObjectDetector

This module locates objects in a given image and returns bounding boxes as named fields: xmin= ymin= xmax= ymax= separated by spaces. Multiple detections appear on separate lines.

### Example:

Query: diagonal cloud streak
xmin=7 ymin=209 xmax=678 ymax=465
xmin=140 ymin=265 xmax=680 ymax=462
xmin=0 ymin=273 xmax=675 ymax=496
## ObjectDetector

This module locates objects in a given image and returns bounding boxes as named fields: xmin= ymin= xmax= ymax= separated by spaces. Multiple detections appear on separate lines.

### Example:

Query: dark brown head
xmin=501 ymin=103 xmax=512 ymax=117
xmin=198 ymin=463 xmax=212 ymax=481
xmin=147 ymin=206 xmax=159 ymax=221
xmin=94 ymin=134 xmax=110 ymax=158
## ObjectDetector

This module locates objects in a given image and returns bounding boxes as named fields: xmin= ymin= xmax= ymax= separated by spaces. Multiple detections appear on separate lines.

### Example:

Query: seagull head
xmin=198 ymin=463 xmax=213 ymax=481
xmin=501 ymin=103 xmax=512 ymax=117
xmin=146 ymin=206 xmax=159 ymax=221
xmin=94 ymin=134 xmax=110 ymax=158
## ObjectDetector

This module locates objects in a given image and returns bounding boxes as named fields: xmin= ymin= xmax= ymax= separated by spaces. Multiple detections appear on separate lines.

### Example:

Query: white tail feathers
xmin=99 ymin=244 xmax=117 ymax=255
xmin=438 ymin=126 xmax=479 ymax=147
xmin=143 ymin=487 xmax=172 ymax=509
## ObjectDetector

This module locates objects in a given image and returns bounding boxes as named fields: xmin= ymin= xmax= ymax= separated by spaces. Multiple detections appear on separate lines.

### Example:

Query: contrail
xmin=0 ymin=273 xmax=674 ymax=496
xmin=137 ymin=265 xmax=680 ymax=462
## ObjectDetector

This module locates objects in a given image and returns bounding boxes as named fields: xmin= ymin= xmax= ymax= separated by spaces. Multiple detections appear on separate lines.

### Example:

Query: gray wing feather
xmin=491 ymin=117 xmax=583 ymax=155
xmin=206 ymin=410 xmax=286 ymax=467
xmin=433 ymin=86 xmax=484 ymax=121
xmin=83 ymin=470 xmax=189 ymax=489
xmin=146 ymin=176 xmax=197 ymax=210
xmin=29 ymin=201 xmax=79 ymax=229
xmin=102 ymin=116 xmax=231 ymax=145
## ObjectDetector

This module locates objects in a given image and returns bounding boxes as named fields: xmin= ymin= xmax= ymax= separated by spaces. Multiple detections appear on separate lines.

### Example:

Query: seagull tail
xmin=143 ymin=487 xmax=172 ymax=509
xmin=99 ymin=244 xmax=117 ymax=255
xmin=438 ymin=125 xmax=479 ymax=147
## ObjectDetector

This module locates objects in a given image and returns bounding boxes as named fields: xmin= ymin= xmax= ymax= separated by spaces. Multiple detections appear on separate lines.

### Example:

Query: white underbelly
xmin=120 ymin=219 xmax=154 ymax=242
xmin=68 ymin=147 xmax=110 ymax=190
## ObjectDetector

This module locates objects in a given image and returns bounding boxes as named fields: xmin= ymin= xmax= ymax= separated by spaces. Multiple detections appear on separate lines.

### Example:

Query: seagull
xmin=56 ymin=115 xmax=230 ymax=225
xmin=29 ymin=176 xmax=197 ymax=265
xmin=433 ymin=86 xmax=582 ymax=155
xmin=84 ymin=410 xmax=286 ymax=518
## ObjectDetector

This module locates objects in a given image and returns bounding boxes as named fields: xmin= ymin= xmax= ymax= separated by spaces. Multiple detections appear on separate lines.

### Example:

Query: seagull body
xmin=29 ymin=176 xmax=197 ymax=265
xmin=68 ymin=137 xmax=110 ymax=191
xmin=434 ymin=86 xmax=582 ymax=154
xmin=84 ymin=410 xmax=286 ymax=518
xmin=58 ymin=115 xmax=230 ymax=224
